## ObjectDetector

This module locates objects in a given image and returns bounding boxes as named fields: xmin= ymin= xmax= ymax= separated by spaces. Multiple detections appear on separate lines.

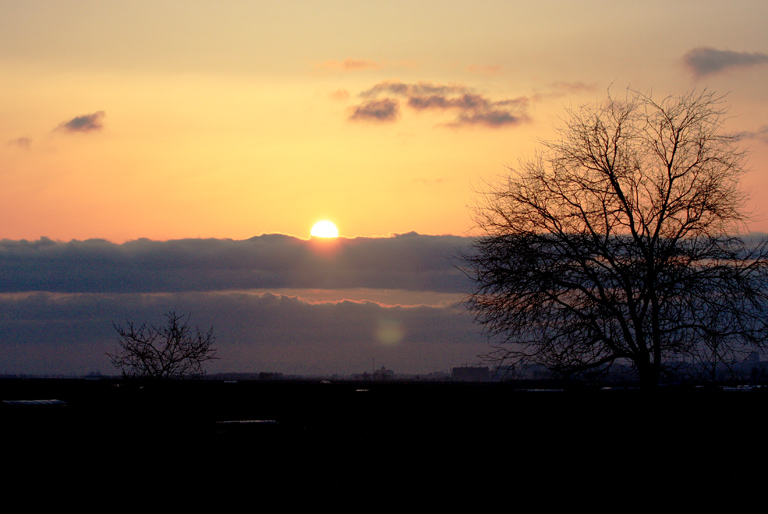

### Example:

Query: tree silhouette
xmin=463 ymin=89 xmax=768 ymax=387
xmin=108 ymin=311 xmax=218 ymax=379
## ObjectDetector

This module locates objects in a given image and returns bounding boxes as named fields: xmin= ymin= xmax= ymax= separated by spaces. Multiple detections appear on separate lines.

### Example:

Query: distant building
xmin=354 ymin=366 xmax=395 ymax=381
xmin=451 ymin=366 xmax=490 ymax=382
xmin=373 ymin=366 xmax=394 ymax=381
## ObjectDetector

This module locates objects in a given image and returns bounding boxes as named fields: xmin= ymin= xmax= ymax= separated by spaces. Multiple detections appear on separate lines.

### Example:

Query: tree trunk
xmin=637 ymin=360 xmax=661 ymax=389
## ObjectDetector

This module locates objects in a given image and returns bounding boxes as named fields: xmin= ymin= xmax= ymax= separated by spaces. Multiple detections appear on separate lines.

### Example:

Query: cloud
xmin=349 ymin=81 xmax=529 ymax=127
xmin=349 ymin=98 xmax=400 ymax=122
xmin=7 ymin=136 xmax=32 ymax=149
xmin=682 ymin=47 xmax=768 ymax=77
xmin=0 ymin=233 xmax=472 ymax=294
xmin=56 ymin=110 xmax=105 ymax=133
xmin=315 ymin=58 xmax=380 ymax=72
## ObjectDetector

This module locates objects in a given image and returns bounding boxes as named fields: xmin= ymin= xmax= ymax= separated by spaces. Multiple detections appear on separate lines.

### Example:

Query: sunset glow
xmin=1 ymin=1 xmax=767 ymax=377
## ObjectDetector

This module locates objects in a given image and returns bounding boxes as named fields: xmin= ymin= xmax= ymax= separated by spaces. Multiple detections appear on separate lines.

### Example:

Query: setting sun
xmin=311 ymin=220 xmax=339 ymax=238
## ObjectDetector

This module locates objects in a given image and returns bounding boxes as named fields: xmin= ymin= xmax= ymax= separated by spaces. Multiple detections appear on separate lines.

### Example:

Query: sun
xmin=311 ymin=220 xmax=339 ymax=238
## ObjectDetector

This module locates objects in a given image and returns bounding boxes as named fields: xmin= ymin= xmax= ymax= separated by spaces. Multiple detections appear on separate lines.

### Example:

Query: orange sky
xmin=2 ymin=1 xmax=768 ymax=376
xmin=2 ymin=1 xmax=768 ymax=242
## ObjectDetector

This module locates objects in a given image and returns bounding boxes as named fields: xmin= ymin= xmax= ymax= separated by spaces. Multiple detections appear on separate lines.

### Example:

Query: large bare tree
xmin=463 ymin=89 xmax=768 ymax=387
xmin=108 ymin=311 xmax=218 ymax=379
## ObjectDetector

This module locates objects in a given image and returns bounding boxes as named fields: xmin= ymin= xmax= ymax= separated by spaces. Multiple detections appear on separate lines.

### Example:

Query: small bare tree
xmin=463 ymin=89 xmax=768 ymax=387
xmin=108 ymin=311 xmax=218 ymax=379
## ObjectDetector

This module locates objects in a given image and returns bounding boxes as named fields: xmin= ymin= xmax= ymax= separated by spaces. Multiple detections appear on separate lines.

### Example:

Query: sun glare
xmin=311 ymin=220 xmax=339 ymax=238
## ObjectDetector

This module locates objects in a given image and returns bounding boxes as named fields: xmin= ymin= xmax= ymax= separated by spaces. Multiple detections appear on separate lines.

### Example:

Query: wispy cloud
xmin=737 ymin=125 xmax=768 ymax=145
xmin=6 ymin=136 xmax=32 ymax=149
xmin=329 ymin=89 xmax=351 ymax=101
xmin=56 ymin=110 xmax=105 ymax=133
xmin=683 ymin=47 xmax=768 ymax=78
xmin=315 ymin=58 xmax=380 ymax=72
xmin=531 ymin=81 xmax=597 ymax=101
xmin=349 ymin=81 xmax=529 ymax=128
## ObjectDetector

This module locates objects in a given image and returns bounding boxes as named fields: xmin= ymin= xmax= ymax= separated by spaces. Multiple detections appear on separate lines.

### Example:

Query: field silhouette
xmin=3 ymin=379 xmax=765 ymax=503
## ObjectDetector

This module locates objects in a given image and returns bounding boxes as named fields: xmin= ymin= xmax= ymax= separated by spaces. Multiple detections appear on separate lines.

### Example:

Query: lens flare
xmin=376 ymin=319 xmax=404 ymax=345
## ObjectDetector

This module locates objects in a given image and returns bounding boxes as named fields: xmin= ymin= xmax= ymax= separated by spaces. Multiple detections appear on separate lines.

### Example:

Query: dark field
xmin=2 ymin=379 xmax=766 ymax=504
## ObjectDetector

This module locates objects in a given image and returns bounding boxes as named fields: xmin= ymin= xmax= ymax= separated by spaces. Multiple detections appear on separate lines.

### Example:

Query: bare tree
xmin=108 ymin=311 xmax=218 ymax=379
xmin=463 ymin=89 xmax=768 ymax=387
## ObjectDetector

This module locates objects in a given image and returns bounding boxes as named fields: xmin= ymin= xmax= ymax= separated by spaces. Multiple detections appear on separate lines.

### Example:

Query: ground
xmin=2 ymin=379 xmax=765 ymax=504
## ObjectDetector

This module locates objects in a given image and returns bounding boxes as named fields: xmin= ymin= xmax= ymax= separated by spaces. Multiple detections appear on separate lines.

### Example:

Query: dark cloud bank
xmin=0 ymin=234 xmax=487 ymax=376
xmin=0 ymin=232 xmax=471 ymax=293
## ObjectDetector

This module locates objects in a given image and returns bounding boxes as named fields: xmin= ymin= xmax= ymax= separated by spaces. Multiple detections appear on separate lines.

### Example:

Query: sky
xmin=2 ymin=1 xmax=768 ymax=376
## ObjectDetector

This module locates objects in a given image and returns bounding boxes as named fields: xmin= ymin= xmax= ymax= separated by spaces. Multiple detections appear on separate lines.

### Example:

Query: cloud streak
xmin=683 ymin=47 xmax=768 ymax=77
xmin=737 ymin=125 xmax=768 ymax=145
xmin=531 ymin=81 xmax=597 ymax=101
xmin=349 ymin=81 xmax=529 ymax=128
xmin=316 ymin=58 xmax=380 ymax=71
xmin=56 ymin=110 xmax=105 ymax=133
